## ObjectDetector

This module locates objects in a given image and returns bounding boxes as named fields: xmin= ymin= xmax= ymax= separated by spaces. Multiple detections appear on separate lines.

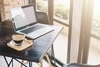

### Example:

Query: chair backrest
xmin=36 ymin=11 xmax=50 ymax=25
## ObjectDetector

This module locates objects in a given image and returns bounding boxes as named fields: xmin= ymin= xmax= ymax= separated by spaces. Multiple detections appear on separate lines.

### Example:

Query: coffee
xmin=13 ymin=35 xmax=24 ymax=41
xmin=12 ymin=34 xmax=25 ymax=45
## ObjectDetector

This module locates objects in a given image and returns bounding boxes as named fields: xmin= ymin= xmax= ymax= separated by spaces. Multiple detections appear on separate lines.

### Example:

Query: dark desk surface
xmin=0 ymin=23 xmax=62 ymax=63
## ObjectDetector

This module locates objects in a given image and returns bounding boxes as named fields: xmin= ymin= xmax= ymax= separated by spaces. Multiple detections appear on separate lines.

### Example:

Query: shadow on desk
xmin=0 ymin=20 xmax=14 ymax=44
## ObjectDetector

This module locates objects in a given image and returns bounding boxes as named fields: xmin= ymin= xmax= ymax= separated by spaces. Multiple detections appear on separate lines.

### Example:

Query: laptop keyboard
xmin=20 ymin=25 xmax=45 ymax=34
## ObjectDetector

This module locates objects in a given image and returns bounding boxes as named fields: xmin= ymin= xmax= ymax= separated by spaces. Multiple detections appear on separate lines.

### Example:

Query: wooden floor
xmin=0 ymin=56 xmax=50 ymax=67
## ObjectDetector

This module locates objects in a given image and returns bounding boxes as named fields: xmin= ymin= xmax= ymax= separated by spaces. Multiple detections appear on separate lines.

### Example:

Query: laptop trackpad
xmin=26 ymin=27 xmax=54 ymax=39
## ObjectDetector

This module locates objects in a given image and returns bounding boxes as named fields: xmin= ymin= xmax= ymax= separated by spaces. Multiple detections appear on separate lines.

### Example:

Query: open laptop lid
xmin=21 ymin=5 xmax=37 ymax=25
xmin=10 ymin=5 xmax=37 ymax=31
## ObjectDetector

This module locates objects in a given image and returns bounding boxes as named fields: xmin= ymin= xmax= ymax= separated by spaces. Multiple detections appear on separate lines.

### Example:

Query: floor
xmin=0 ymin=56 xmax=50 ymax=67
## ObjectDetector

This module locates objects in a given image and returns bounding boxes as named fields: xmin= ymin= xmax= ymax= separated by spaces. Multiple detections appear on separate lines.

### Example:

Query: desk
xmin=0 ymin=24 xmax=62 ymax=67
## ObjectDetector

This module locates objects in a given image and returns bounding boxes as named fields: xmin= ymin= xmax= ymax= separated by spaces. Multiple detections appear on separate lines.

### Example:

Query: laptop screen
xmin=10 ymin=5 xmax=36 ymax=30
xmin=22 ymin=5 xmax=36 ymax=25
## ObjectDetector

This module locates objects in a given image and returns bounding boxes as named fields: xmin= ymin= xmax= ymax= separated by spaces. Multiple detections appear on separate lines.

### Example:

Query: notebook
xmin=10 ymin=4 xmax=54 ymax=39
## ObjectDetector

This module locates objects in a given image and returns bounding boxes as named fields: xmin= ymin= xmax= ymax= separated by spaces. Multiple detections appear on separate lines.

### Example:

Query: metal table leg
xmin=14 ymin=58 xmax=27 ymax=67
xmin=3 ymin=56 xmax=13 ymax=67
xmin=29 ymin=61 xmax=32 ymax=67
xmin=52 ymin=45 xmax=56 ymax=66
xmin=4 ymin=56 xmax=33 ymax=67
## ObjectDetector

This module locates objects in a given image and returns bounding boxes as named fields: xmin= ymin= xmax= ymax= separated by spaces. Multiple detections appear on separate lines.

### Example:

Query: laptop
xmin=10 ymin=4 xmax=54 ymax=39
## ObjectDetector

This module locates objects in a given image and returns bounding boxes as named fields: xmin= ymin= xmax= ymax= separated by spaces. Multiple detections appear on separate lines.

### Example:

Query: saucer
xmin=7 ymin=39 xmax=33 ymax=51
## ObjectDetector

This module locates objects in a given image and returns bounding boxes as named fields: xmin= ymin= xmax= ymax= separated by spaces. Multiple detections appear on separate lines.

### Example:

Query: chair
xmin=63 ymin=63 xmax=100 ymax=67
xmin=20 ymin=11 xmax=52 ymax=67
xmin=36 ymin=11 xmax=50 ymax=25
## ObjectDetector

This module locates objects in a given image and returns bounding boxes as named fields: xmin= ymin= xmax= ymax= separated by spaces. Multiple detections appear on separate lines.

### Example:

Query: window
xmin=36 ymin=0 xmax=48 ymax=13
xmin=54 ymin=0 xmax=70 ymax=24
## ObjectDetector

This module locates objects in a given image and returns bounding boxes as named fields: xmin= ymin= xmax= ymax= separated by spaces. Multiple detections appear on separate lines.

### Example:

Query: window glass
xmin=91 ymin=0 xmax=100 ymax=37
xmin=88 ymin=0 xmax=100 ymax=64
xmin=36 ymin=0 xmax=48 ymax=13
xmin=54 ymin=0 xmax=70 ymax=24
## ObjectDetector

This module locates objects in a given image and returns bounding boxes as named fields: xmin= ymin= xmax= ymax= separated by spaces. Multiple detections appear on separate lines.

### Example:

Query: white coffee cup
xmin=12 ymin=34 xmax=25 ymax=46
